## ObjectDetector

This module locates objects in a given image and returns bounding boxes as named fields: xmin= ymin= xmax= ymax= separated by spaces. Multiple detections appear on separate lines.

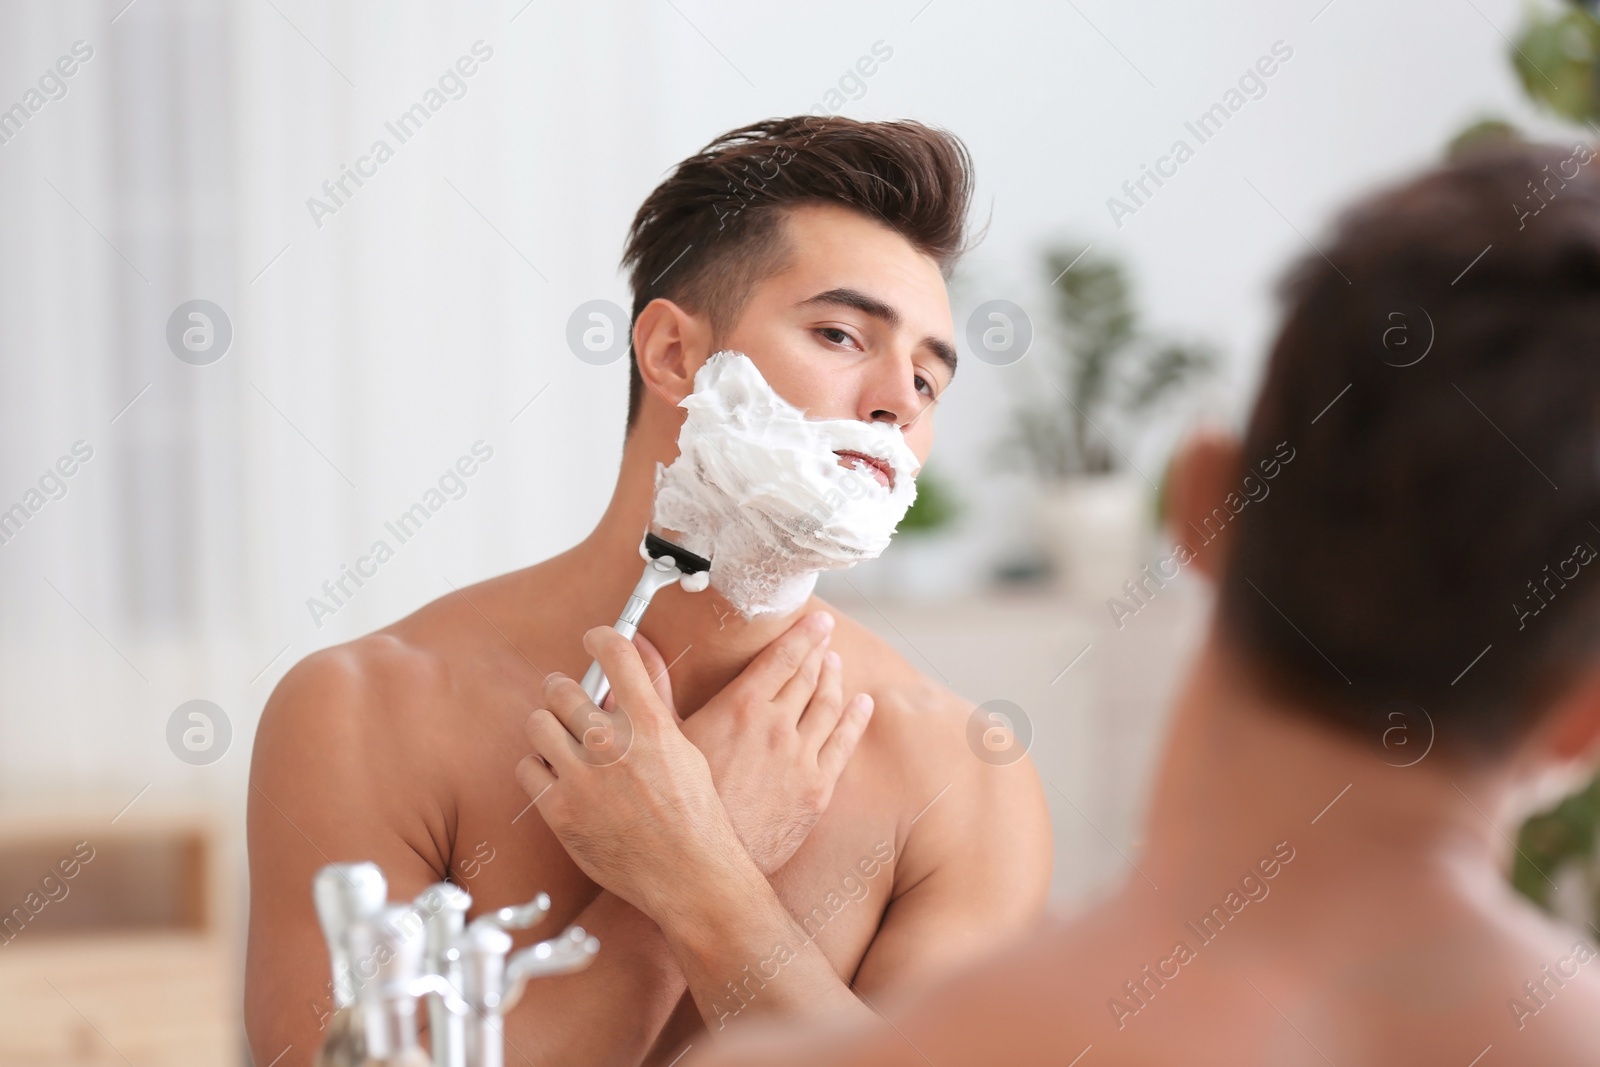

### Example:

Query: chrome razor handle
xmin=580 ymin=559 xmax=685 ymax=707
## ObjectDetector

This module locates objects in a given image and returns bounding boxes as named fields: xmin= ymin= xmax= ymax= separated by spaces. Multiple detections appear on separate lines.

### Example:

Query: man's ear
xmin=1536 ymin=666 xmax=1600 ymax=764
xmin=1506 ymin=666 xmax=1600 ymax=816
xmin=1166 ymin=428 xmax=1243 ymax=583
xmin=632 ymin=297 xmax=710 ymax=408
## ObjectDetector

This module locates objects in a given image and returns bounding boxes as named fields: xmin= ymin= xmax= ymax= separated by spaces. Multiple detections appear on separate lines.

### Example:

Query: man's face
xmin=709 ymin=203 xmax=956 ymax=489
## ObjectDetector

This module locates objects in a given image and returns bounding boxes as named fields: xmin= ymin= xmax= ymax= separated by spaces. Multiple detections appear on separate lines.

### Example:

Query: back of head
xmin=1218 ymin=140 xmax=1600 ymax=759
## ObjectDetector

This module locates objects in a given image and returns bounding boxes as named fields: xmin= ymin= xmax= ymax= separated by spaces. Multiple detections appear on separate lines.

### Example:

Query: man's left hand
xmin=515 ymin=625 xmax=757 ymax=926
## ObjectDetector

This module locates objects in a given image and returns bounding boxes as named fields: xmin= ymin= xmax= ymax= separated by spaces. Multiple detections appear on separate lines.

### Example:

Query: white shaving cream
xmin=649 ymin=350 xmax=922 ymax=619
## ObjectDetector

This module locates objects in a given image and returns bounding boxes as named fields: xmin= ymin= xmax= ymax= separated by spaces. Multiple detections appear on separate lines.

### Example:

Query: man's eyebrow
xmin=795 ymin=287 xmax=958 ymax=378
xmin=798 ymin=286 xmax=902 ymax=327
xmin=924 ymin=336 xmax=958 ymax=379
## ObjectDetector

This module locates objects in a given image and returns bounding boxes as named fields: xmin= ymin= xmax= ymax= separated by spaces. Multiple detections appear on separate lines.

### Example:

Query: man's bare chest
xmin=446 ymin=747 xmax=904 ymax=957
xmin=424 ymin=642 xmax=908 ymax=948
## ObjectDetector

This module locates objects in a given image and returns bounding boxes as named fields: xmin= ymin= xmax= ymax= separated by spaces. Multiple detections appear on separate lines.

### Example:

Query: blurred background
xmin=2 ymin=0 xmax=1599 ymax=1061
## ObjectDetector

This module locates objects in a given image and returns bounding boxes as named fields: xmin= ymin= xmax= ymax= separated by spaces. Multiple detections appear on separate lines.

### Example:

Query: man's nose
xmin=858 ymin=350 xmax=921 ymax=427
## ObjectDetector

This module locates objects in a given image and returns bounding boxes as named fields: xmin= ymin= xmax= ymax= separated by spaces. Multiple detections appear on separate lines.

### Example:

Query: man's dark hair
xmin=1218 ymin=140 xmax=1600 ymax=757
xmin=620 ymin=116 xmax=974 ymax=428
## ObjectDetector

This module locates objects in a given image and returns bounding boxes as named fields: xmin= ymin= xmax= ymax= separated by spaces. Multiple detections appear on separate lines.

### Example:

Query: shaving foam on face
xmin=650 ymin=350 xmax=921 ymax=619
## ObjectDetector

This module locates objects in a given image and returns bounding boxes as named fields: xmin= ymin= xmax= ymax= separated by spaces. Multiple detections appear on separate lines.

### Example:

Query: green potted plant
xmin=898 ymin=467 xmax=960 ymax=536
xmin=994 ymin=243 xmax=1214 ymax=594
xmin=1500 ymin=0 xmax=1600 ymax=932
xmin=1512 ymin=1 xmax=1600 ymax=123
xmin=1516 ymin=775 xmax=1600 ymax=930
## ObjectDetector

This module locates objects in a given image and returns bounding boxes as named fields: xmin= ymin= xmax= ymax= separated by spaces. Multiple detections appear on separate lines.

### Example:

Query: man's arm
xmin=501 ymin=614 xmax=862 ymax=1063
xmin=665 ymin=694 xmax=1052 ymax=1034
xmin=851 ymin=735 xmax=1049 ymax=991
xmin=248 ymin=614 xmax=861 ymax=1067
xmin=685 ymin=928 xmax=1066 ymax=1067
xmin=244 ymin=644 xmax=694 ymax=1067
xmin=848 ymin=697 xmax=1053 ymax=999
xmin=498 ymin=890 xmax=689 ymax=1065
xmin=680 ymin=721 xmax=1056 ymax=1067
xmin=520 ymin=628 xmax=1055 ymax=1041
xmin=520 ymin=624 xmax=892 ymax=1035
xmin=245 ymin=646 xmax=454 ymax=1065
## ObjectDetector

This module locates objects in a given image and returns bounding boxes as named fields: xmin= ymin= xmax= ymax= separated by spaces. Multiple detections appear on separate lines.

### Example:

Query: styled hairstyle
xmin=619 ymin=115 xmax=974 ymax=428
xmin=1217 ymin=140 xmax=1600 ymax=758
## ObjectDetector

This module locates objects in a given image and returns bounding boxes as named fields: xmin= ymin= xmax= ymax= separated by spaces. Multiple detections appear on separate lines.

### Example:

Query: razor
xmin=579 ymin=531 xmax=712 ymax=708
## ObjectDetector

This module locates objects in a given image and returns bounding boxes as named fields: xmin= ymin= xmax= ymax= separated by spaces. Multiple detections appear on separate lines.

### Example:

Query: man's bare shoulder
xmin=1448 ymin=883 xmax=1600 ymax=1059
xmin=261 ymin=632 xmax=438 ymax=736
xmin=251 ymin=635 xmax=454 ymax=829
xmin=256 ymin=565 xmax=552 ymax=777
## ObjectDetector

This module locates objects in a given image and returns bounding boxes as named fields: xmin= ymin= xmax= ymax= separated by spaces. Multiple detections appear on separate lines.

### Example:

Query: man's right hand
xmin=628 ymin=611 xmax=874 ymax=876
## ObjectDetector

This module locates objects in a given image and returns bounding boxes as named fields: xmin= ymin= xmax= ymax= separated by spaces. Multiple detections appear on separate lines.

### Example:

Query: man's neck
xmin=563 ymin=419 xmax=817 ymax=717
xmin=1139 ymin=630 xmax=1518 ymax=909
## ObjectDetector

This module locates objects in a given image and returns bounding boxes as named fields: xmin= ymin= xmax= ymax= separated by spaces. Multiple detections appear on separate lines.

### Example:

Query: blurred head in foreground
xmin=1218 ymin=136 xmax=1600 ymax=776
xmin=692 ymin=139 xmax=1600 ymax=1067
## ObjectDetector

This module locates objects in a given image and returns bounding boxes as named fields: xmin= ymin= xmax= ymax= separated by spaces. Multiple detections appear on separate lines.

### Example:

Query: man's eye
xmin=915 ymin=374 xmax=933 ymax=397
xmin=817 ymin=327 xmax=854 ymax=347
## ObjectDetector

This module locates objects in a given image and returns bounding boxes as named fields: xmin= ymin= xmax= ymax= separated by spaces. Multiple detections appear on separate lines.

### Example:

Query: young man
xmin=244 ymin=116 xmax=1052 ymax=1066
xmin=692 ymin=141 xmax=1600 ymax=1065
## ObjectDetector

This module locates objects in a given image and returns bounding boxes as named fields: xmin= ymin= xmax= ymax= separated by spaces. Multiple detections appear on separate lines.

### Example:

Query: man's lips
xmin=835 ymin=450 xmax=893 ymax=489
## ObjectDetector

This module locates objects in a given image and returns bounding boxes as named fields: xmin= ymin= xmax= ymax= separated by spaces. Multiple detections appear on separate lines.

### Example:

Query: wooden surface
xmin=0 ymin=802 xmax=237 ymax=1066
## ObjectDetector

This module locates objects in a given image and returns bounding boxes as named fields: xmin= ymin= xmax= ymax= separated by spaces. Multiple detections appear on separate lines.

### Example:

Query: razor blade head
xmin=644 ymin=532 xmax=711 ymax=575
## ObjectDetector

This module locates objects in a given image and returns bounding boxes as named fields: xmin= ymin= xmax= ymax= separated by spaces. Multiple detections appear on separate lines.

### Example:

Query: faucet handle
xmin=405 ymin=972 xmax=471 ymax=1017
xmin=477 ymin=892 xmax=551 ymax=932
xmin=499 ymin=926 xmax=601 ymax=1013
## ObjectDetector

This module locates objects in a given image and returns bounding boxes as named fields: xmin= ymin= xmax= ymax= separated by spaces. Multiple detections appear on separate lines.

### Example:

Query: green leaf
xmin=1512 ymin=7 xmax=1600 ymax=123
xmin=991 ymin=242 xmax=1217 ymax=480
xmin=899 ymin=469 xmax=960 ymax=534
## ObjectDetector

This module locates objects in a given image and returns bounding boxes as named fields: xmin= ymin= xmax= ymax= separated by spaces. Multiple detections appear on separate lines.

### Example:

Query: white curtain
xmin=0 ymin=0 xmax=245 ymax=793
xmin=0 ymin=0 xmax=663 ymax=799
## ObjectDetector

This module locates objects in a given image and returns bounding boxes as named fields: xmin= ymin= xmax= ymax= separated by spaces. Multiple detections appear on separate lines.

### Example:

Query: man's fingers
xmin=817 ymin=693 xmax=874 ymax=783
xmin=796 ymin=649 xmax=845 ymax=746
xmin=772 ymin=637 xmax=830 ymax=724
xmin=523 ymin=707 xmax=583 ymax=772
xmin=543 ymin=671 xmax=604 ymax=738
xmin=514 ymin=752 xmax=556 ymax=803
xmin=631 ymin=631 xmax=679 ymax=719
xmin=585 ymin=626 xmax=669 ymax=726
xmin=739 ymin=611 xmax=835 ymax=703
